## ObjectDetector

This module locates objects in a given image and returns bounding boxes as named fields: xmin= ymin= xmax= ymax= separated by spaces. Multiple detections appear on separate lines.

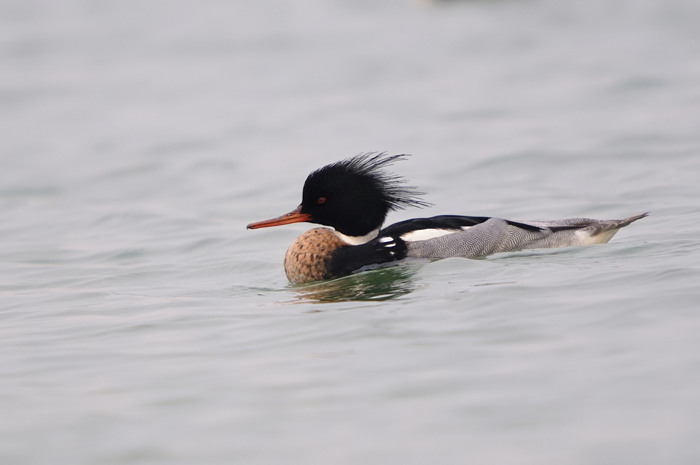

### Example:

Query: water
xmin=2 ymin=0 xmax=700 ymax=463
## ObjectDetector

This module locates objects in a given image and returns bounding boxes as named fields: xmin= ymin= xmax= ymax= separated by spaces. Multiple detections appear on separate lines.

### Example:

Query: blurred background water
xmin=2 ymin=0 xmax=700 ymax=464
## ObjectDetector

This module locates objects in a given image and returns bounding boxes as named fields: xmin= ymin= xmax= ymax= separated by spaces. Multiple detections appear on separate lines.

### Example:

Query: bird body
xmin=247 ymin=154 xmax=647 ymax=283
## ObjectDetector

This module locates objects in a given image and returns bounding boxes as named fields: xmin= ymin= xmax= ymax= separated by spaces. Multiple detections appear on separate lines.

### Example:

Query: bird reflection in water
xmin=289 ymin=264 xmax=419 ymax=303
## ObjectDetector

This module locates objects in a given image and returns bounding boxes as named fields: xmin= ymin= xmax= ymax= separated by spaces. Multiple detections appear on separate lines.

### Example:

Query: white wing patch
xmin=400 ymin=226 xmax=470 ymax=243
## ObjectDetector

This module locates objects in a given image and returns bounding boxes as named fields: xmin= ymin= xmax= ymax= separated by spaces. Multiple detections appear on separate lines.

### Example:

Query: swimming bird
xmin=247 ymin=153 xmax=647 ymax=283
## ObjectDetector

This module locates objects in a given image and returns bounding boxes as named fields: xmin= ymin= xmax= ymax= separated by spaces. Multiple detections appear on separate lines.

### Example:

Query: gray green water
xmin=3 ymin=0 xmax=700 ymax=463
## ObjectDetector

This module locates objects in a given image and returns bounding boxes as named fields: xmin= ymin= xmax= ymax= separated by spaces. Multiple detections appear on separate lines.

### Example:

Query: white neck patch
xmin=334 ymin=228 xmax=380 ymax=245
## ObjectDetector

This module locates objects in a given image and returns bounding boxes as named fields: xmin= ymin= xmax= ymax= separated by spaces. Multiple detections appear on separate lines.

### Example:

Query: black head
xmin=299 ymin=153 xmax=430 ymax=236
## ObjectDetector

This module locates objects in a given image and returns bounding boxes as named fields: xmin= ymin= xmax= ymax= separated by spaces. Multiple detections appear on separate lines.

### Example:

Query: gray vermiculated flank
xmin=405 ymin=214 xmax=647 ymax=259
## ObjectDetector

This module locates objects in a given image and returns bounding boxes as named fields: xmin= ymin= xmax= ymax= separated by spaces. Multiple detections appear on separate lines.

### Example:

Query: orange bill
xmin=246 ymin=205 xmax=312 ymax=229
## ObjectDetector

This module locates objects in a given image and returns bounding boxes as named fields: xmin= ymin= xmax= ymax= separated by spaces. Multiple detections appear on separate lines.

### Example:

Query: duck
xmin=247 ymin=153 xmax=647 ymax=283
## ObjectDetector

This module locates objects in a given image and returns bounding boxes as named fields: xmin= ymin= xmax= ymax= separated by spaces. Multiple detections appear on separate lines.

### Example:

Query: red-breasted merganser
xmin=247 ymin=153 xmax=647 ymax=283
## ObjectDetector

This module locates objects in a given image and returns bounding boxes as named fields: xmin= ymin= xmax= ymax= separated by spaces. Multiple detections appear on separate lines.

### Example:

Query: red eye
xmin=317 ymin=197 xmax=326 ymax=205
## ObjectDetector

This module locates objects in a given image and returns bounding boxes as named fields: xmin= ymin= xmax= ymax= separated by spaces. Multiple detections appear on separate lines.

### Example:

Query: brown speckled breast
xmin=284 ymin=228 xmax=346 ymax=283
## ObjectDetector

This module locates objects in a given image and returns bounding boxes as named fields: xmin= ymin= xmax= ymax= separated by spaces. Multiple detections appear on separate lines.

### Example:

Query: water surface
xmin=2 ymin=0 xmax=700 ymax=464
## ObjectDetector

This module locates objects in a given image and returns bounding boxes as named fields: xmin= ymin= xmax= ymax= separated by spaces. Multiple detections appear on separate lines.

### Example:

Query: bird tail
xmin=580 ymin=212 xmax=649 ymax=244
